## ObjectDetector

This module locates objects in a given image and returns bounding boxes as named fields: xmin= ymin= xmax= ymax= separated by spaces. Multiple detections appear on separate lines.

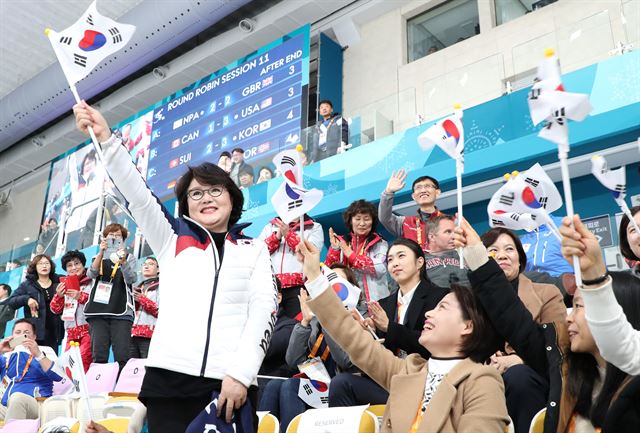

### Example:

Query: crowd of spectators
xmin=0 ymin=100 xmax=638 ymax=433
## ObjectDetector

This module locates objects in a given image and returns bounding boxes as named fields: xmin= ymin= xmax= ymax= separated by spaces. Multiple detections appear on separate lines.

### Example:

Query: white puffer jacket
xmin=100 ymin=135 xmax=278 ymax=387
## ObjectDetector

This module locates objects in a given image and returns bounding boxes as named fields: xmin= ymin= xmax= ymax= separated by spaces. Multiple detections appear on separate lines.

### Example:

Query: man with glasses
xmin=0 ymin=319 xmax=63 ymax=421
xmin=379 ymin=169 xmax=444 ymax=251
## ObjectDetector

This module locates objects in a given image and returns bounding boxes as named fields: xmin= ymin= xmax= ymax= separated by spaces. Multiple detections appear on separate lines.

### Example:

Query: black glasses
xmin=187 ymin=187 xmax=225 ymax=201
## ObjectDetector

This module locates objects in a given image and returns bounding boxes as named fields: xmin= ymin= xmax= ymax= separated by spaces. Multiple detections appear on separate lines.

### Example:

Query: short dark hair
xmin=238 ymin=165 xmax=254 ymax=177
xmin=103 ymin=223 xmax=128 ymax=240
xmin=343 ymin=200 xmax=378 ymax=234
xmin=481 ymin=227 xmax=527 ymax=273
xmin=48 ymin=218 xmax=58 ymax=225
xmin=219 ymin=151 xmax=231 ymax=159
xmin=144 ymin=256 xmax=158 ymax=265
xmin=174 ymin=162 xmax=244 ymax=227
xmin=451 ymin=284 xmax=502 ymax=363
xmin=0 ymin=284 xmax=11 ymax=297
xmin=27 ymin=254 xmax=56 ymax=281
xmin=318 ymin=100 xmax=333 ymax=109
xmin=232 ymin=148 xmax=244 ymax=155
xmin=619 ymin=206 xmax=640 ymax=261
xmin=412 ymin=176 xmax=440 ymax=191
xmin=328 ymin=263 xmax=359 ymax=287
xmin=387 ymin=238 xmax=427 ymax=280
xmin=13 ymin=318 xmax=36 ymax=334
xmin=425 ymin=214 xmax=455 ymax=237
xmin=61 ymin=250 xmax=87 ymax=270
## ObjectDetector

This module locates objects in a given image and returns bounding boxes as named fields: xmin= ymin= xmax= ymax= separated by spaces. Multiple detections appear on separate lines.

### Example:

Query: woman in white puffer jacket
xmin=74 ymin=102 xmax=277 ymax=433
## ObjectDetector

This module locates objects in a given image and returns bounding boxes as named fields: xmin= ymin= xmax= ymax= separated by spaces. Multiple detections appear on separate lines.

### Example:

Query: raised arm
xmin=560 ymin=215 xmax=640 ymax=375
xmin=378 ymin=170 xmax=408 ymax=238
xmin=298 ymin=240 xmax=407 ymax=390
xmin=455 ymin=219 xmax=549 ymax=378
xmin=73 ymin=102 xmax=177 ymax=255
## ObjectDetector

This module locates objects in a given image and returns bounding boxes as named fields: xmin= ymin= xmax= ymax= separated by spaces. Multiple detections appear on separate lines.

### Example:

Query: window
xmin=407 ymin=0 xmax=480 ymax=63
xmin=495 ymin=0 xmax=558 ymax=26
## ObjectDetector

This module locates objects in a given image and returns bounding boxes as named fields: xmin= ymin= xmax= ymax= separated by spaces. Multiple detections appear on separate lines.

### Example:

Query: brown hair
xmin=102 ymin=223 xmax=129 ymax=240
xmin=619 ymin=205 xmax=640 ymax=261
xmin=481 ymin=227 xmax=527 ymax=273
xmin=425 ymin=214 xmax=455 ymax=237
xmin=451 ymin=284 xmax=502 ymax=363
xmin=328 ymin=263 xmax=359 ymax=287
xmin=174 ymin=163 xmax=244 ymax=227
xmin=26 ymin=254 xmax=56 ymax=280
xmin=342 ymin=199 xmax=378 ymax=234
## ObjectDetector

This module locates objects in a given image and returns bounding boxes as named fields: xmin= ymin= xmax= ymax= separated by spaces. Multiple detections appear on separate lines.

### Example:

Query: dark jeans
xmin=503 ymin=364 xmax=549 ymax=433
xmin=145 ymin=387 xmax=259 ymax=433
xmin=129 ymin=336 xmax=151 ymax=359
xmin=88 ymin=317 xmax=132 ymax=372
xmin=258 ymin=378 xmax=307 ymax=433
xmin=328 ymin=373 xmax=389 ymax=407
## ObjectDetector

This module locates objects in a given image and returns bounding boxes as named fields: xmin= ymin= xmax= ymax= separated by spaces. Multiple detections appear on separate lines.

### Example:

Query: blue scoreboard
xmin=146 ymin=25 xmax=310 ymax=197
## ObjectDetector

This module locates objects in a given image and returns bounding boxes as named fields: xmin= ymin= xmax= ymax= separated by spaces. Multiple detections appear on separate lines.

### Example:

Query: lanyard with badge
xmin=0 ymin=353 xmax=34 ymax=397
xmin=94 ymin=259 xmax=121 ymax=305
xmin=297 ymin=333 xmax=332 ymax=384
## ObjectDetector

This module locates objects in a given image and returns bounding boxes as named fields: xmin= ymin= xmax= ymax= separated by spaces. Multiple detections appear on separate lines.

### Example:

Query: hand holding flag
xmin=488 ymin=163 xmax=563 ymax=239
xmin=527 ymin=49 xmax=593 ymax=285
xmin=591 ymin=155 xmax=640 ymax=234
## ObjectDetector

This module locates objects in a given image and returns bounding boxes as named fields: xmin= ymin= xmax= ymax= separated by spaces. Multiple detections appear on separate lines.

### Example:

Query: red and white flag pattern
xmin=47 ymin=1 xmax=136 ymax=84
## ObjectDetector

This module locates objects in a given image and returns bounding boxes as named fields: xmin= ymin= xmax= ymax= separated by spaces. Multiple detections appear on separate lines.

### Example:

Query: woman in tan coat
xmin=481 ymin=228 xmax=566 ymax=433
xmin=296 ymin=240 xmax=509 ymax=433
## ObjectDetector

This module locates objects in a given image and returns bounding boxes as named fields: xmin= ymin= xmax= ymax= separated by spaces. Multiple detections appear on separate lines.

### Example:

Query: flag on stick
xmin=527 ymin=49 xmax=593 ymax=285
xmin=271 ymin=149 xmax=323 ymax=225
xmin=45 ymin=0 xmax=136 ymax=226
xmin=591 ymin=155 xmax=640 ymax=234
xmin=527 ymin=49 xmax=592 ymax=153
xmin=488 ymin=163 xmax=563 ymax=239
xmin=52 ymin=342 xmax=93 ymax=420
xmin=418 ymin=105 xmax=465 ymax=267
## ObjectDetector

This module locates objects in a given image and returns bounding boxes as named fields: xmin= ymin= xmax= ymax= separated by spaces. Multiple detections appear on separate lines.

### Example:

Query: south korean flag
xmin=46 ymin=0 xmax=136 ymax=84
xmin=271 ymin=149 xmax=323 ymax=224
xmin=591 ymin=155 xmax=640 ymax=233
xmin=488 ymin=163 xmax=563 ymax=234
xmin=527 ymin=49 xmax=592 ymax=152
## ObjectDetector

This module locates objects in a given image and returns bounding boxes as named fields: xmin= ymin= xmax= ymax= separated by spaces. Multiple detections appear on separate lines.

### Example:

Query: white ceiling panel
xmin=0 ymin=0 xmax=144 ymax=99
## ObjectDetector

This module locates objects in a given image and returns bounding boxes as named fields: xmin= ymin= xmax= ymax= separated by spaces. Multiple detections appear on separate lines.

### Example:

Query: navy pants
xmin=328 ymin=373 xmax=389 ymax=407
xmin=503 ymin=364 xmax=549 ymax=433
xmin=258 ymin=378 xmax=307 ymax=433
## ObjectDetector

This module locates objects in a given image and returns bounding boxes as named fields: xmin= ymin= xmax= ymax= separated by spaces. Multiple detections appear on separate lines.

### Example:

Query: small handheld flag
xmin=418 ymin=105 xmax=465 ymax=267
xmin=527 ymin=49 xmax=592 ymax=286
xmin=322 ymin=266 xmax=361 ymax=311
xmin=591 ymin=155 xmax=640 ymax=234
xmin=527 ymin=49 xmax=592 ymax=153
xmin=52 ymin=342 xmax=93 ymax=421
xmin=271 ymin=149 xmax=323 ymax=225
xmin=488 ymin=163 xmax=563 ymax=239
xmin=46 ymin=1 xmax=135 ymax=85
